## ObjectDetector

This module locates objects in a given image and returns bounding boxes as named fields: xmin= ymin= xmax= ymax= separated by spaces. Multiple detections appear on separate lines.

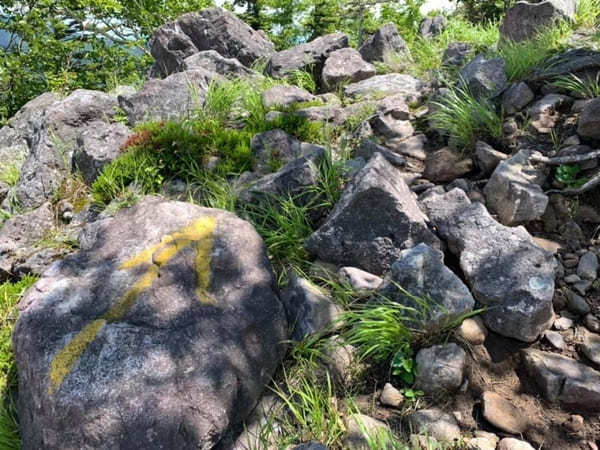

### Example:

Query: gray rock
xmin=474 ymin=141 xmax=508 ymax=175
xmin=521 ymin=349 xmax=600 ymax=410
xmin=306 ymin=153 xmax=441 ymax=275
xmin=581 ymin=329 xmax=600 ymax=366
xmin=497 ymin=438 xmax=536 ymax=450
xmin=414 ymin=344 xmax=466 ymax=395
xmin=343 ymin=414 xmax=391 ymax=450
xmin=482 ymin=391 xmax=528 ymax=434
xmin=0 ymin=203 xmax=56 ymax=280
xmin=456 ymin=317 xmax=487 ymax=345
xmin=119 ymin=70 xmax=213 ymax=126
xmin=578 ymin=98 xmax=600 ymax=138
xmin=281 ymin=275 xmax=342 ymax=341
xmin=378 ymin=244 xmax=475 ymax=330
xmin=369 ymin=114 xmax=414 ymax=141
xmin=459 ymin=54 xmax=507 ymax=99
xmin=392 ymin=134 xmax=428 ymax=160
xmin=567 ymin=290 xmax=591 ymax=315
xmin=250 ymin=129 xmax=325 ymax=176
xmin=149 ymin=8 xmax=275 ymax=77
xmin=419 ymin=16 xmax=447 ymax=38
xmin=262 ymin=85 xmax=317 ymax=109
xmin=181 ymin=50 xmax=256 ymax=78
xmin=322 ymin=48 xmax=376 ymax=91
xmin=500 ymin=0 xmax=576 ymax=43
xmin=554 ymin=316 xmax=574 ymax=330
xmin=578 ymin=251 xmax=598 ymax=280
xmin=358 ymin=23 xmax=409 ymax=63
xmin=424 ymin=148 xmax=473 ymax=183
xmin=322 ymin=335 xmax=358 ymax=385
xmin=343 ymin=74 xmax=426 ymax=102
xmin=421 ymin=189 xmax=556 ymax=342
xmin=544 ymin=330 xmax=566 ymax=350
xmin=528 ymin=94 xmax=573 ymax=133
xmin=409 ymin=408 xmax=460 ymax=442
xmin=503 ymin=82 xmax=535 ymax=115
xmin=376 ymin=94 xmax=410 ymax=119
xmin=13 ymin=196 xmax=287 ymax=449
xmin=239 ymin=149 xmax=324 ymax=207
xmin=266 ymin=33 xmax=348 ymax=79
xmin=483 ymin=149 xmax=548 ymax=225
xmin=338 ymin=267 xmax=383 ymax=292
xmin=73 ymin=121 xmax=132 ymax=185
xmin=380 ymin=383 xmax=404 ymax=408
xmin=11 ymin=90 xmax=118 ymax=211
xmin=442 ymin=42 xmax=472 ymax=66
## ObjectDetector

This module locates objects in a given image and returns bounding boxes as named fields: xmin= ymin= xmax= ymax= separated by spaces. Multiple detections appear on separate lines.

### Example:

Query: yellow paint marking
xmin=48 ymin=217 xmax=218 ymax=395
xmin=48 ymin=319 xmax=106 ymax=395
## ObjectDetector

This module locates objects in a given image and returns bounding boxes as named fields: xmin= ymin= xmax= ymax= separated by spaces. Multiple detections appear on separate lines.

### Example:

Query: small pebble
xmin=456 ymin=317 xmax=487 ymax=345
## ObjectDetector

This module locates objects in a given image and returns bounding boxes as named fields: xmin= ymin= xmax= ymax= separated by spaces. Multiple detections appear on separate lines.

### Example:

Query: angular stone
xmin=581 ymin=329 xmax=600 ymax=366
xmin=424 ymin=148 xmax=473 ymax=183
xmin=443 ymin=42 xmax=471 ymax=67
xmin=419 ymin=16 xmax=447 ymax=38
xmin=497 ymin=438 xmax=536 ymax=450
xmin=149 ymin=8 xmax=275 ymax=77
xmin=13 ymin=196 xmax=287 ymax=449
xmin=483 ymin=149 xmax=548 ymax=225
xmin=378 ymin=244 xmax=475 ymax=329
xmin=354 ymin=140 xmax=406 ymax=168
xmin=528 ymin=94 xmax=573 ymax=133
xmin=262 ymin=85 xmax=317 ymax=110
xmin=459 ymin=54 xmax=507 ymax=99
xmin=181 ymin=50 xmax=256 ymax=78
xmin=474 ymin=141 xmax=508 ymax=175
xmin=358 ymin=23 xmax=409 ymax=63
xmin=482 ymin=391 xmax=528 ymax=434
xmin=250 ymin=129 xmax=325 ymax=176
xmin=343 ymin=74 xmax=426 ymax=102
xmin=322 ymin=48 xmax=376 ymax=91
xmin=280 ymin=275 xmax=342 ymax=341
xmin=500 ymin=0 xmax=576 ymax=43
xmin=421 ymin=189 xmax=556 ymax=342
xmin=578 ymin=98 xmax=600 ymax=138
xmin=370 ymin=114 xmax=414 ymax=140
xmin=266 ymin=33 xmax=348 ymax=79
xmin=521 ymin=349 xmax=600 ymax=410
xmin=503 ymin=82 xmax=535 ymax=115
xmin=544 ymin=330 xmax=566 ymax=350
xmin=338 ymin=267 xmax=383 ymax=292
xmin=414 ymin=344 xmax=466 ymax=395
xmin=73 ymin=121 xmax=132 ymax=185
xmin=306 ymin=153 xmax=441 ymax=275
xmin=119 ymin=70 xmax=213 ymax=126
xmin=409 ymin=408 xmax=460 ymax=442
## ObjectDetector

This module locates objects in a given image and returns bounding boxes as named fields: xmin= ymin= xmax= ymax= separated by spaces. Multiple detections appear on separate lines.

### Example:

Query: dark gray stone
xmin=378 ymin=244 xmax=475 ymax=330
xmin=419 ymin=16 xmax=447 ymax=38
xmin=409 ymin=408 xmax=460 ymax=442
xmin=578 ymin=251 xmax=598 ymax=281
xmin=150 ymin=8 xmax=275 ymax=77
xmin=459 ymin=54 xmax=507 ymax=99
xmin=474 ymin=141 xmax=508 ymax=175
xmin=322 ymin=48 xmax=376 ymax=91
xmin=306 ymin=153 xmax=440 ymax=275
xmin=13 ymin=196 xmax=287 ymax=449
xmin=577 ymin=97 xmax=600 ymax=139
xmin=530 ymin=48 xmax=600 ymax=83
xmin=421 ymin=189 xmax=556 ymax=342
xmin=442 ymin=42 xmax=472 ymax=66
xmin=266 ymin=33 xmax=348 ymax=79
xmin=503 ymin=82 xmax=535 ymax=115
xmin=482 ymin=391 xmax=529 ymax=435
xmin=424 ymin=148 xmax=473 ymax=183
xmin=414 ymin=344 xmax=467 ymax=395
xmin=501 ymin=0 xmax=576 ymax=43
xmin=358 ymin=23 xmax=409 ymax=63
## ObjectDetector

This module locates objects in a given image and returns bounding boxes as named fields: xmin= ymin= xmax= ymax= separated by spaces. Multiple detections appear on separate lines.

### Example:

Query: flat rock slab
xmin=521 ymin=349 xmax=600 ymax=410
xmin=13 ymin=196 xmax=287 ymax=449
xmin=482 ymin=391 xmax=528 ymax=434
xmin=306 ymin=153 xmax=440 ymax=275
xmin=421 ymin=189 xmax=556 ymax=342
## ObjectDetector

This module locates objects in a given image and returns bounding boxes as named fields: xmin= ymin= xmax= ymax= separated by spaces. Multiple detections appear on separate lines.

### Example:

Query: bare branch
xmin=546 ymin=170 xmax=600 ymax=195
xmin=531 ymin=149 xmax=600 ymax=165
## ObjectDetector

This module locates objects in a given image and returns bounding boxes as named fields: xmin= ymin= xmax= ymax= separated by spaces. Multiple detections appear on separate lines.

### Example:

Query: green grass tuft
xmin=576 ymin=0 xmax=600 ymax=28
xmin=0 ymin=165 xmax=20 ymax=187
xmin=551 ymin=72 xmax=600 ymax=98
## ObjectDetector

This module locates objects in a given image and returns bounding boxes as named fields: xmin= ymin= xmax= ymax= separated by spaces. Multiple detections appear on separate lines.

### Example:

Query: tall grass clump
xmin=430 ymin=85 xmax=503 ymax=150
xmin=0 ymin=276 xmax=37 ymax=450
xmin=551 ymin=72 xmax=600 ymax=98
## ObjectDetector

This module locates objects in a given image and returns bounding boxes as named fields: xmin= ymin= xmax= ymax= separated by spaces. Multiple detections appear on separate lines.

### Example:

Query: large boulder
xmin=577 ymin=97 xmax=600 ymax=139
xmin=421 ymin=189 xmax=556 ymax=342
xmin=13 ymin=196 xmax=287 ymax=449
xmin=305 ymin=153 xmax=440 ymax=275
xmin=459 ymin=54 xmax=507 ymax=99
xmin=322 ymin=48 xmax=376 ymax=91
xmin=378 ymin=244 xmax=475 ymax=330
xmin=265 ymin=33 xmax=349 ymax=79
xmin=149 ymin=8 xmax=275 ymax=77
xmin=181 ymin=50 xmax=256 ymax=78
xmin=10 ymin=90 xmax=119 ymax=211
xmin=500 ymin=0 xmax=576 ymax=43
xmin=358 ymin=23 xmax=409 ymax=63
xmin=483 ymin=149 xmax=549 ymax=225
xmin=118 ymin=70 xmax=213 ymax=126
xmin=73 ymin=121 xmax=132 ymax=185
xmin=343 ymin=74 xmax=426 ymax=102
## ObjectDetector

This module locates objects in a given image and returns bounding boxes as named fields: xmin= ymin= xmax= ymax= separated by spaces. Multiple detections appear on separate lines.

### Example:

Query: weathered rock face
xmin=343 ymin=74 xmax=426 ymax=101
xmin=262 ymin=85 xmax=317 ymax=109
xmin=577 ymin=97 xmax=600 ymax=139
xmin=501 ymin=0 xmax=576 ymax=43
xmin=483 ymin=149 xmax=549 ymax=225
xmin=503 ymin=82 xmax=535 ymax=115
xmin=306 ymin=153 xmax=440 ymax=275
xmin=10 ymin=90 xmax=118 ymax=211
xmin=474 ymin=141 xmax=508 ymax=175
xmin=119 ymin=70 xmax=213 ymax=126
xmin=150 ymin=8 xmax=275 ymax=77
xmin=358 ymin=23 xmax=409 ymax=63
xmin=322 ymin=48 xmax=376 ymax=91
xmin=13 ymin=196 xmax=287 ymax=449
xmin=521 ymin=349 xmax=600 ymax=410
xmin=378 ymin=244 xmax=475 ymax=329
xmin=181 ymin=50 xmax=256 ymax=78
xmin=73 ymin=121 xmax=132 ymax=185
xmin=421 ymin=189 xmax=556 ymax=342
xmin=265 ymin=33 xmax=348 ymax=79
xmin=459 ymin=54 xmax=507 ymax=99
